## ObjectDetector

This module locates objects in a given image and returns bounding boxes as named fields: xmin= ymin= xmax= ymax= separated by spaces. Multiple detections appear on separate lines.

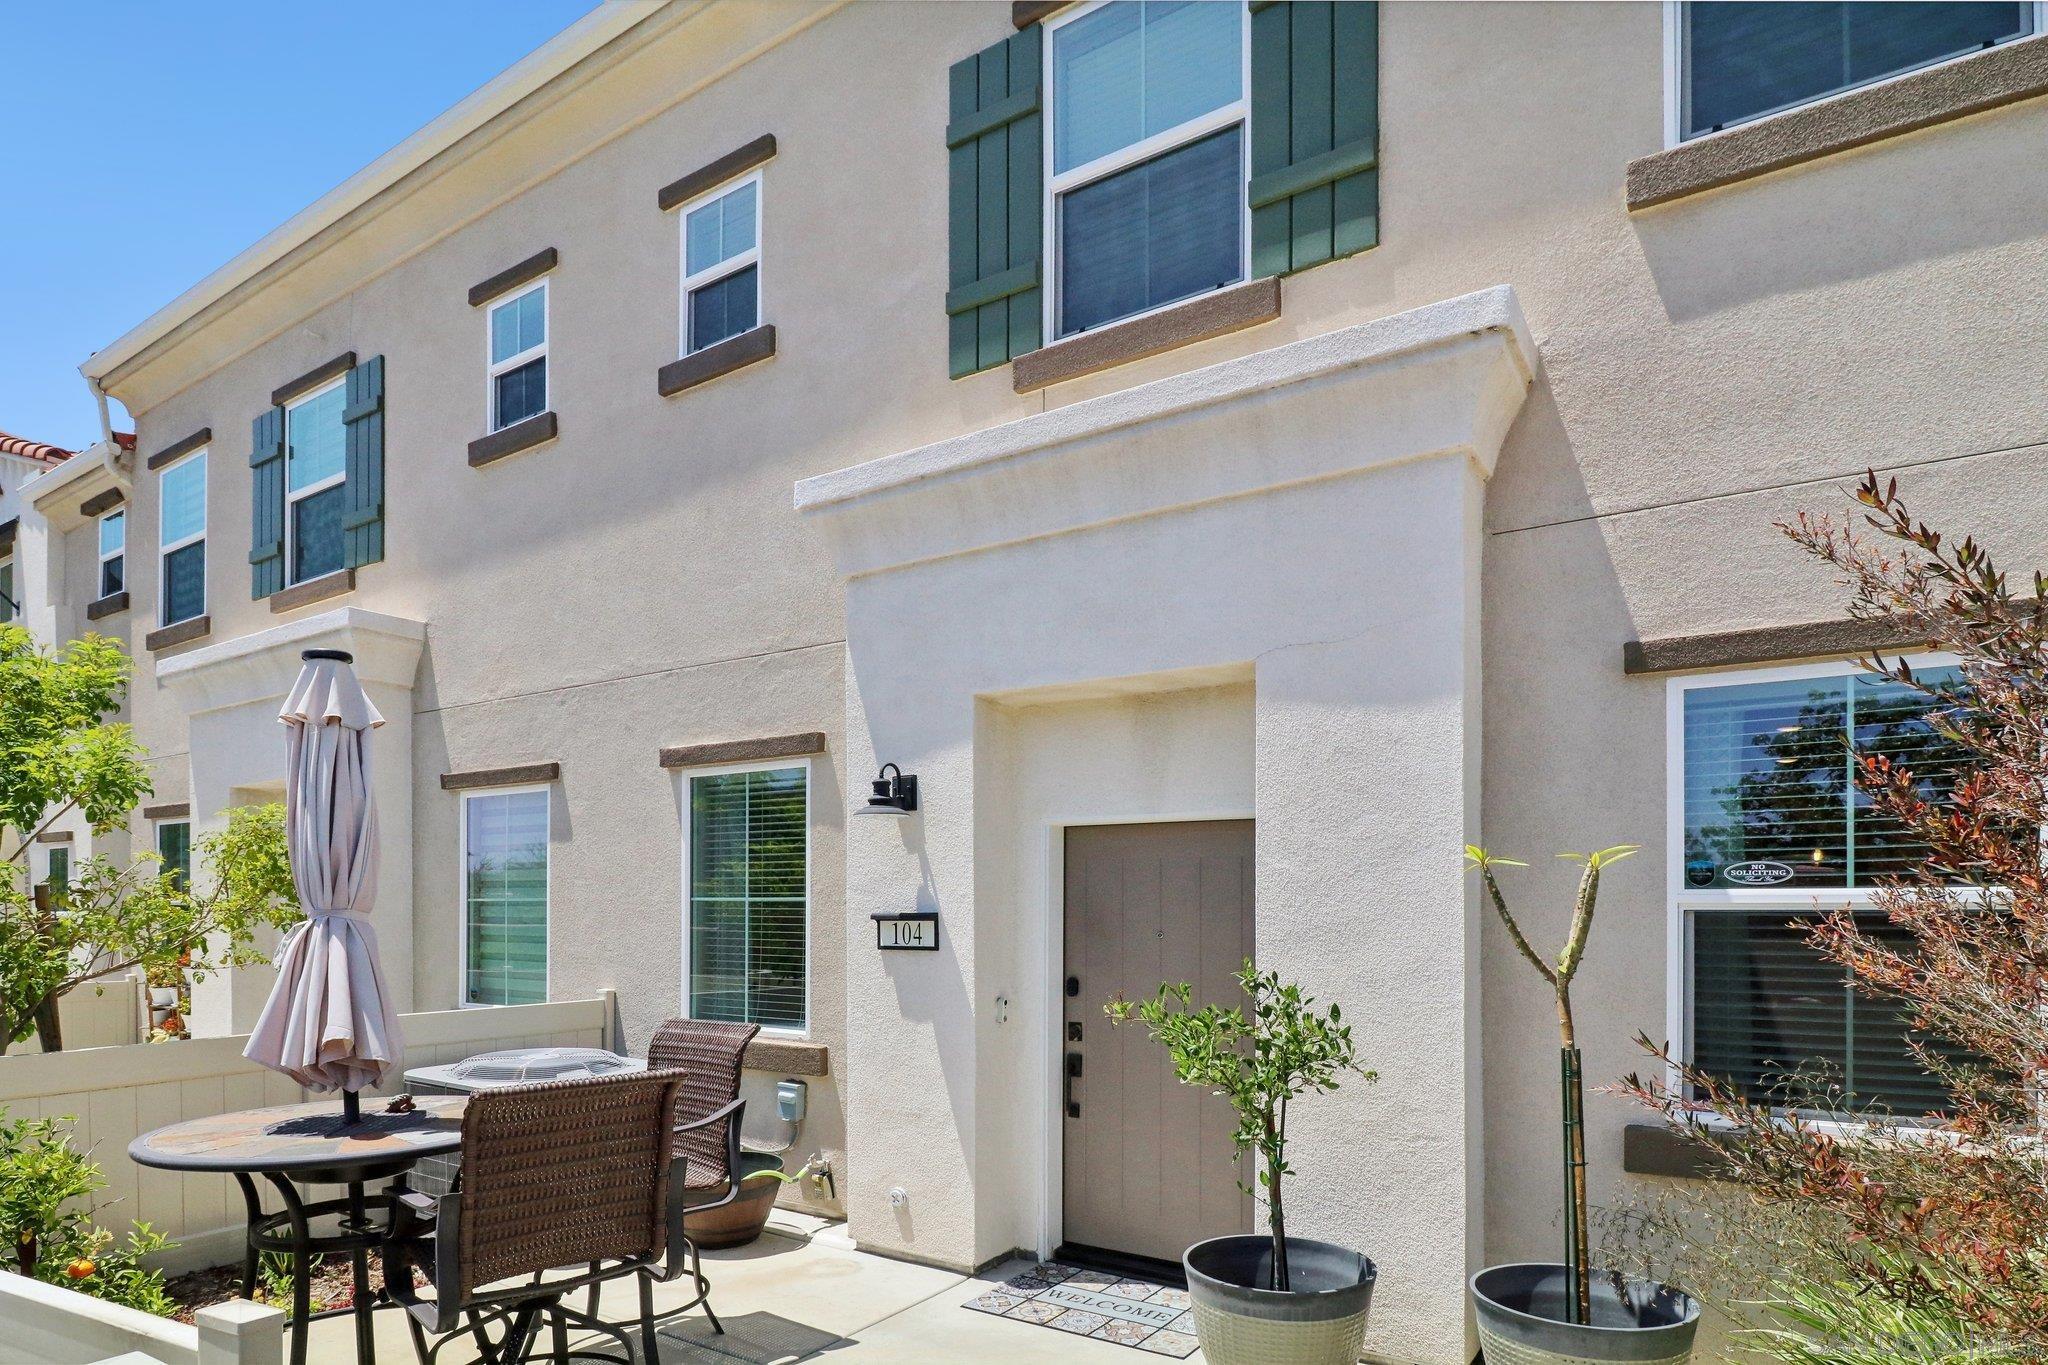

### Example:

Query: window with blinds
xmin=1678 ymin=664 xmax=1971 ymax=1116
xmin=688 ymin=765 xmax=807 ymax=1031
xmin=462 ymin=789 xmax=549 ymax=1006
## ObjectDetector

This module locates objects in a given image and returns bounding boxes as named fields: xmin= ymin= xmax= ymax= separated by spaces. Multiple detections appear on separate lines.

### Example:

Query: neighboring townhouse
xmin=57 ymin=2 xmax=2048 ymax=1359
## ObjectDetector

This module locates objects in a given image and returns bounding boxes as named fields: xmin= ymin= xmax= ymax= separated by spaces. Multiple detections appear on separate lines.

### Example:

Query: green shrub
xmin=0 ymin=1109 xmax=175 ymax=1316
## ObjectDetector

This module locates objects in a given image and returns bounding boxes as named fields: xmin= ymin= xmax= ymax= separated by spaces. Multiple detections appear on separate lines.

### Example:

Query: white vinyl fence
xmin=0 ymin=993 xmax=615 ymax=1274
xmin=0 ymin=1273 xmax=282 ymax=1365
xmin=5 ymin=976 xmax=147 ymax=1055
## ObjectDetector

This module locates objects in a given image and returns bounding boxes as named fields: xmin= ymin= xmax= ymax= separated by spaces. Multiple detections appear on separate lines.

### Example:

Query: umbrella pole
xmin=342 ymin=1089 xmax=361 ymax=1125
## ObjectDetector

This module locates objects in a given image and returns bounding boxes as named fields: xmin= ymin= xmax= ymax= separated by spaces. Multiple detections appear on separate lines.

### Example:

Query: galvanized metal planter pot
xmin=1471 ymin=1263 xmax=1699 ymax=1365
xmin=1184 ymin=1235 xmax=1376 ymax=1365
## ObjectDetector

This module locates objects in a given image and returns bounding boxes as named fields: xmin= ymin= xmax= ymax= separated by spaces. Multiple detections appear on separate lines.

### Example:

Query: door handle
xmin=1065 ymin=1052 xmax=1083 ymax=1118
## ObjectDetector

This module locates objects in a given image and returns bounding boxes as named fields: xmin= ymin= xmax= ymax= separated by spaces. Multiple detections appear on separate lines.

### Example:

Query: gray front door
xmin=1062 ymin=820 xmax=1255 ymax=1264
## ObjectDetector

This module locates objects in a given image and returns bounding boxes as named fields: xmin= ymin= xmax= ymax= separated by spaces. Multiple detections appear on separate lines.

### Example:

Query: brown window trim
xmin=743 ymin=1037 xmax=829 ymax=1077
xmin=441 ymin=762 xmax=562 ymax=791
xmin=86 ymin=590 xmax=129 ymax=621
xmin=1013 ymin=0 xmax=1070 ymax=28
xmin=1628 ymin=32 xmax=2048 ymax=211
xmin=657 ymin=325 xmax=776 ymax=397
xmin=656 ymin=134 xmax=777 ymax=213
xmin=268 ymin=567 xmax=355 ymax=614
xmin=145 ymin=615 xmax=211 ymax=652
xmin=1621 ymin=1122 xmax=1736 ymax=1181
xmin=0 ymin=516 xmax=18 ymax=552
xmin=468 ymin=411 xmax=558 ymax=468
xmin=659 ymin=730 xmax=824 ymax=770
xmin=143 ymin=802 xmax=192 ymax=821
xmin=35 ymin=830 xmax=73 ymax=844
xmin=1622 ymin=616 xmax=1930 ymax=676
xmin=81 ymin=488 xmax=125 ymax=519
xmin=1011 ymin=277 xmax=1282 ymax=394
xmin=271 ymin=352 xmax=357 ymax=408
xmin=147 ymin=428 xmax=212 ymax=471
xmin=468 ymin=248 xmax=558 ymax=307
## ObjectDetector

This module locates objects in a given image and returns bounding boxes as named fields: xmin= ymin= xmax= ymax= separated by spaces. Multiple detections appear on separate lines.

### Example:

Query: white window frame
xmin=156 ymin=447 xmax=207 ymax=627
xmin=154 ymin=818 xmax=192 ymax=883
xmin=455 ymin=783 xmax=552 ymax=1009
xmin=283 ymin=376 xmax=347 ymax=586
xmin=676 ymin=171 xmax=764 ymax=357
xmin=1663 ymin=653 xmax=1959 ymax=1091
xmin=484 ymin=279 xmax=549 ymax=432
xmin=676 ymin=755 xmax=812 ymax=1038
xmin=1041 ymin=0 xmax=1253 ymax=343
xmin=1662 ymin=1 xmax=2048 ymax=147
xmin=97 ymin=507 xmax=126 ymax=601
xmin=39 ymin=842 xmax=71 ymax=892
xmin=0 ymin=553 xmax=16 ymax=624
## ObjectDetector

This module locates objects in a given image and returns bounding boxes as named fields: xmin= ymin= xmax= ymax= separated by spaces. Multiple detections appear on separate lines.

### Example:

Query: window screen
xmin=689 ymin=765 xmax=807 ymax=1030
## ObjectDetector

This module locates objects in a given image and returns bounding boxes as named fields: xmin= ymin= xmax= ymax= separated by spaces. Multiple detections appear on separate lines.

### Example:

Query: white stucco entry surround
xmin=156 ymin=607 xmax=427 ymax=1037
xmin=798 ymin=286 xmax=1536 ymax=1364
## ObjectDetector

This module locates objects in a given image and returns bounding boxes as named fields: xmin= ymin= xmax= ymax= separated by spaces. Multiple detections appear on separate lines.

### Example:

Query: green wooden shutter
xmin=341 ymin=355 xmax=384 ymax=569
xmin=248 ymin=406 xmax=285 ymax=599
xmin=945 ymin=25 xmax=1043 ymax=378
xmin=1250 ymin=1 xmax=1379 ymax=278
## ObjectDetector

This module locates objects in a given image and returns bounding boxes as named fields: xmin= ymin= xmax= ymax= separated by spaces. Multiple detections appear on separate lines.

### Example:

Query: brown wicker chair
xmin=631 ymin=1017 xmax=760 ymax=1329
xmin=385 ymin=1069 xmax=689 ymax=1365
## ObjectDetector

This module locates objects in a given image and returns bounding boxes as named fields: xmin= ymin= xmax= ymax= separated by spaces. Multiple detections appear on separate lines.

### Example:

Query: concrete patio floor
xmin=298 ymin=1211 xmax=1206 ymax=1363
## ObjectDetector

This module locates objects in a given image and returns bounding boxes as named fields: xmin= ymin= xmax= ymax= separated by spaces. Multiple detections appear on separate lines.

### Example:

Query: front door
xmin=1061 ymin=820 xmax=1254 ymax=1265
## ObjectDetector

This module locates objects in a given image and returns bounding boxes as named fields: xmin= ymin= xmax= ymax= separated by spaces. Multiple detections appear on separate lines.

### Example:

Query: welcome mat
xmin=963 ymin=1261 xmax=1199 ymax=1357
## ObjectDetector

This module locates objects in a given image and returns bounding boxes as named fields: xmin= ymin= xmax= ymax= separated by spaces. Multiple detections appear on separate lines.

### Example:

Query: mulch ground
xmin=164 ymin=1258 xmax=427 ymax=1325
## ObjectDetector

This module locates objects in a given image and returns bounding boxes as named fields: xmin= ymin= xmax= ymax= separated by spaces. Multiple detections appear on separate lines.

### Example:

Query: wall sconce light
xmin=855 ymin=763 xmax=918 ymax=817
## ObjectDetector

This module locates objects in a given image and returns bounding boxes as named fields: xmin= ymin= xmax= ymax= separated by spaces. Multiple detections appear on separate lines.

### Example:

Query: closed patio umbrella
xmin=243 ymin=649 xmax=401 ymax=1120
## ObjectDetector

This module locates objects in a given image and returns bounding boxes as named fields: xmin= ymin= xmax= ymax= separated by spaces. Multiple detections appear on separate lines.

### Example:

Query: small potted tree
xmin=1106 ymin=962 xmax=1377 ymax=1365
xmin=1464 ymin=845 xmax=1700 ymax=1363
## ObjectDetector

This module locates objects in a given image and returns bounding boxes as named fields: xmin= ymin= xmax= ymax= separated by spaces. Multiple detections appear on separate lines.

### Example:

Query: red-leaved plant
xmin=1621 ymin=472 xmax=2048 ymax=1347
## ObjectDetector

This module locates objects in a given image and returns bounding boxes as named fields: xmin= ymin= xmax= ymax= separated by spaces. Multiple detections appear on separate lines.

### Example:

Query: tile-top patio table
xmin=131 ymin=1095 xmax=467 ymax=1365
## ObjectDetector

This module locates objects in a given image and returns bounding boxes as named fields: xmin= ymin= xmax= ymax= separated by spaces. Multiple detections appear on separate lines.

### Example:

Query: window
xmin=156 ymin=820 xmax=191 ymax=889
xmin=1046 ymin=0 xmax=1248 ymax=339
xmin=97 ymin=509 xmax=125 ymax=599
xmin=1672 ymin=661 xmax=1975 ymax=1115
xmin=1676 ymin=2 xmax=2037 ymax=140
xmin=284 ymin=379 xmax=347 ymax=585
xmin=460 ymin=787 xmax=548 ymax=1006
xmin=679 ymin=175 xmax=760 ymax=354
xmin=0 ymin=556 xmax=15 ymax=624
xmin=686 ymin=763 xmax=807 ymax=1031
xmin=486 ymin=281 xmax=548 ymax=431
xmin=42 ymin=845 xmax=70 ymax=898
xmin=157 ymin=449 xmax=206 ymax=626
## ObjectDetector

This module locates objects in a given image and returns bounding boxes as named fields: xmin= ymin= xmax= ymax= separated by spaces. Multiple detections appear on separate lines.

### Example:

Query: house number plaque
xmin=872 ymin=911 xmax=939 ymax=951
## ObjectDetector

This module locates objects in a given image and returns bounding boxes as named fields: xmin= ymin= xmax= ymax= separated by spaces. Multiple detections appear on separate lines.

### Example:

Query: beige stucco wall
xmin=73 ymin=0 xmax=2048 ymax=1348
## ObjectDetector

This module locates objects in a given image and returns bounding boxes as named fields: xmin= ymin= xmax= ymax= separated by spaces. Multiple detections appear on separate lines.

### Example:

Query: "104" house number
xmin=871 ymin=911 xmax=940 ymax=951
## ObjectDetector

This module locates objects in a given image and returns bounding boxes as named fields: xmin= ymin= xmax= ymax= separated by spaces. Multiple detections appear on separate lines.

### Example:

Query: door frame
xmin=1035 ymin=808 xmax=1255 ymax=1262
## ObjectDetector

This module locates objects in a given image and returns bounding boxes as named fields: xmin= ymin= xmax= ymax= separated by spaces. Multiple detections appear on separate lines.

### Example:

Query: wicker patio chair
xmin=384 ymin=1068 xmax=689 ymax=1365
xmin=631 ymin=1017 xmax=761 ymax=1329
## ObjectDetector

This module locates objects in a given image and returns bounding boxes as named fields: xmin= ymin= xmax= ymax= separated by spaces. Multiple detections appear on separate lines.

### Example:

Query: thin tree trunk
xmin=1558 ymin=988 xmax=1591 ymax=1323
xmin=32 ymin=994 xmax=62 ymax=1053
xmin=1266 ymin=1107 xmax=1289 ymax=1292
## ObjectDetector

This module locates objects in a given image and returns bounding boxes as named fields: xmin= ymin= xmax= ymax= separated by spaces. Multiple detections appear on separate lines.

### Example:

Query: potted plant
xmin=1106 ymin=961 xmax=1377 ymax=1365
xmin=1464 ymin=845 xmax=1700 ymax=1362
xmin=683 ymin=1154 xmax=834 ymax=1249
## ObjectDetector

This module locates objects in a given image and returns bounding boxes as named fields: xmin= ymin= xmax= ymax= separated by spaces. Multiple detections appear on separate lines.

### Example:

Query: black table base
xmin=233 ymin=1169 xmax=411 ymax=1365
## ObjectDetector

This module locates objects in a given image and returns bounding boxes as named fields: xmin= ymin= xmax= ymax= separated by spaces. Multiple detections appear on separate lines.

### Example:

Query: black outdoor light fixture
xmin=854 ymin=762 xmax=918 ymax=816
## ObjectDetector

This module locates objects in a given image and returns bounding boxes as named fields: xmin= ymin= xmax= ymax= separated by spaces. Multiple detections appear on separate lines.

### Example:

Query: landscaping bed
xmin=164 ymin=1259 xmax=427 ymax=1325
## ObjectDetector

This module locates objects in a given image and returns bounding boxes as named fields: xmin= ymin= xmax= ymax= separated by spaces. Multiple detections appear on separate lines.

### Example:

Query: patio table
xmin=130 ymin=1095 xmax=467 ymax=1365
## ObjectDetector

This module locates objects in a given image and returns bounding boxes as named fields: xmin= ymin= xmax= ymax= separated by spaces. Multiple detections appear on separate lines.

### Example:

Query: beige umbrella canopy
xmin=243 ymin=650 xmax=402 ymax=1114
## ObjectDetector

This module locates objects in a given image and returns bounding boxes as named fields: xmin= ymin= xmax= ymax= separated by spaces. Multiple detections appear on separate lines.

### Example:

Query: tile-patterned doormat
xmin=964 ymin=1261 xmax=1199 ymax=1357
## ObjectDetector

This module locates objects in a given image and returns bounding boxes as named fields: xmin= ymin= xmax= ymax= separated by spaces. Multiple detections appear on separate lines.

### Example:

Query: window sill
xmin=86 ymin=590 xmax=129 ymax=621
xmin=658 ymin=325 xmax=776 ymax=397
xmin=1628 ymin=32 xmax=2048 ymax=210
xmin=467 ymin=410 xmax=558 ymax=468
xmin=1011 ymin=276 xmax=1282 ymax=394
xmin=743 ymin=1036 xmax=828 ymax=1077
xmin=146 ymin=615 xmax=211 ymax=652
xmin=269 ymin=568 xmax=355 ymax=614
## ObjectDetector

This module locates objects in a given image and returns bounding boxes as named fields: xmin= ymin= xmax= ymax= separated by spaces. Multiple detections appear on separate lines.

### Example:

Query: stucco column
xmin=160 ymin=609 xmax=425 ymax=1036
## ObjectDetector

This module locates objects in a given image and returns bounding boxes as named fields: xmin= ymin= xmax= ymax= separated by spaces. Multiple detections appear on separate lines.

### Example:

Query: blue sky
xmin=0 ymin=0 xmax=598 ymax=451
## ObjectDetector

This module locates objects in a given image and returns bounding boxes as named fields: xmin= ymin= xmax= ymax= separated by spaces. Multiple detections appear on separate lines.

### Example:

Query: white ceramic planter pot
xmin=150 ymin=987 xmax=180 ymax=1008
xmin=1184 ymin=1235 xmax=1376 ymax=1365
xmin=1471 ymin=1264 xmax=1699 ymax=1365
